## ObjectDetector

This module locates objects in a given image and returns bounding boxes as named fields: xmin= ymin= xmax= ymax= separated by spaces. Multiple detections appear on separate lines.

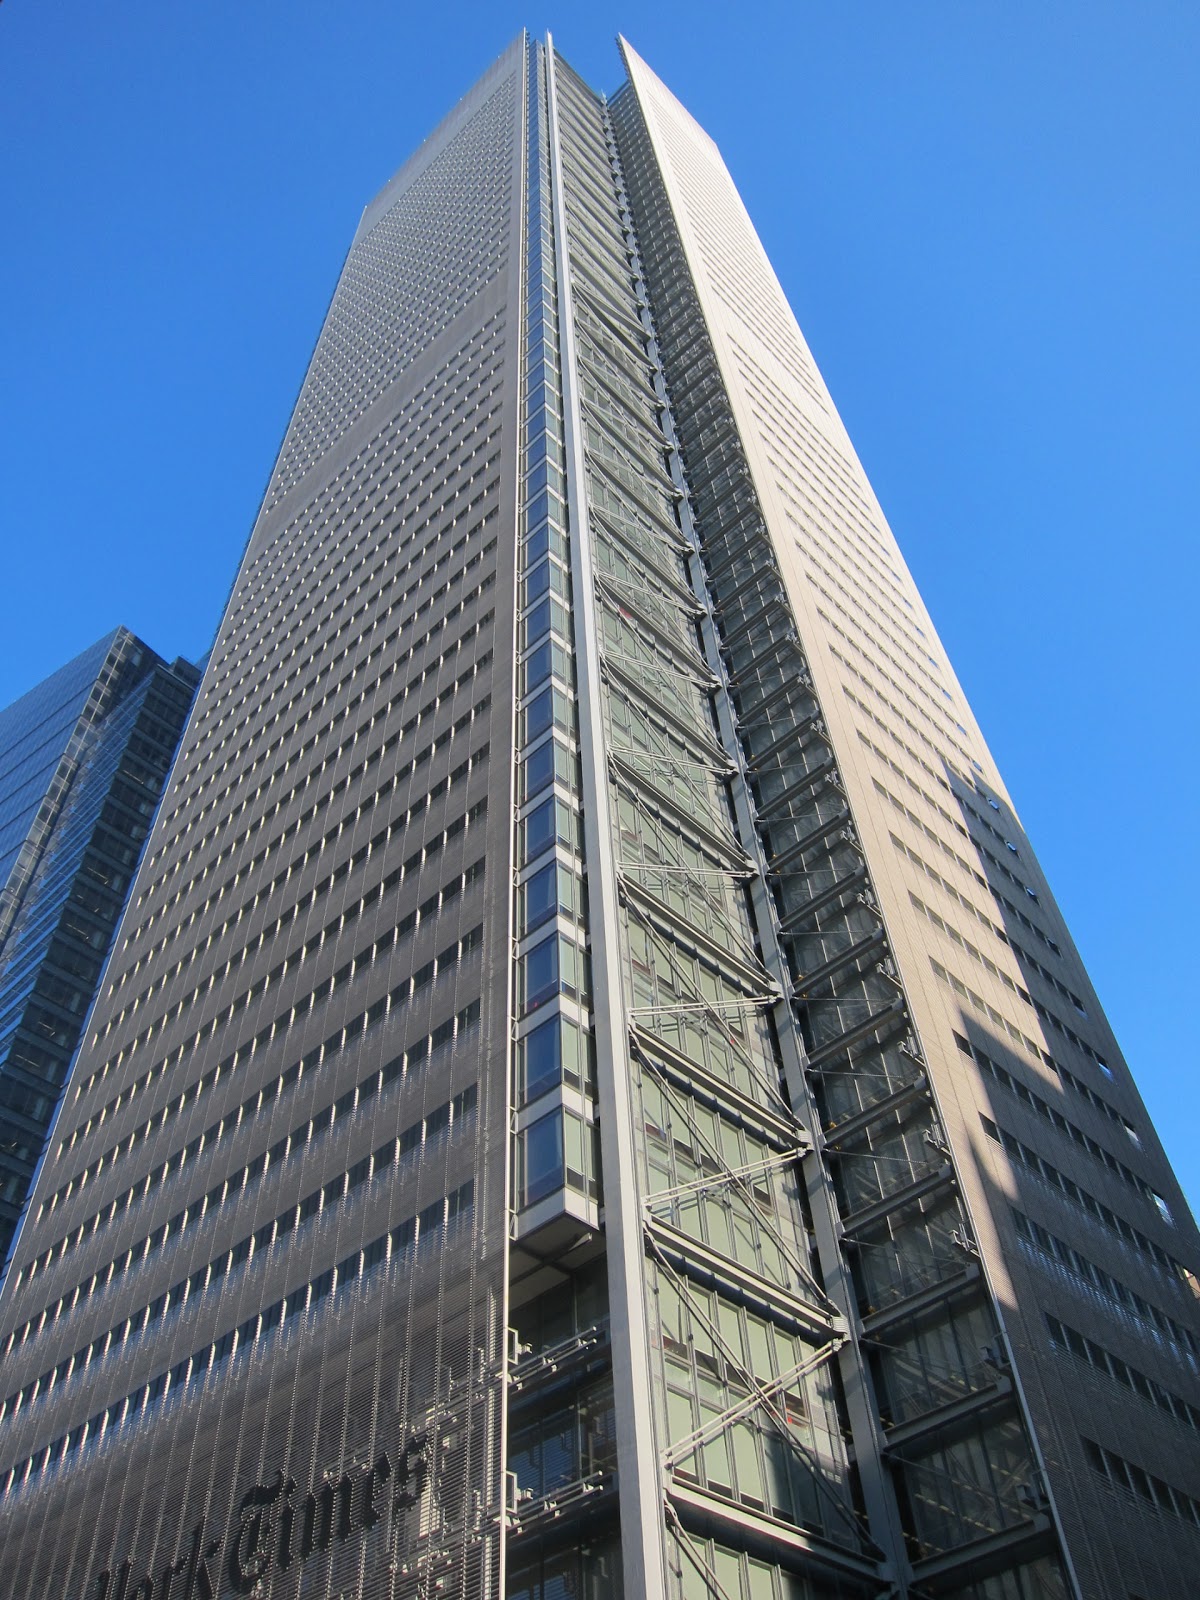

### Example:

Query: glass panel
xmin=522 ymin=739 xmax=557 ymax=801
xmin=521 ymin=936 xmax=559 ymax=1012
xmin=522 ymin=861 xmax=558 ymax=933
xmin=523 ymin=798 xmax=556 ymax=861
xmin=519 ymin=1016 xmax=563 ymax=1103
xmin=521 ymin=1111 xmax=564 ymax=1206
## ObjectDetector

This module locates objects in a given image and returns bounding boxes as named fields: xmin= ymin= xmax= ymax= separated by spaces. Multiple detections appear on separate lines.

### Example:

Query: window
xmin=523 ymin=639 xmax=553 ymax=693
xmin=522 ymin=739 xmax=557 ymax=800
xmin=522 ymin=520 xmax=568 ymax=569
xmin=521 ymin=638 xmax=572 ymax=696
xmin=562 ymin=1112 xmax=596 ymax=1198
xmin=520 ymin=861 xmax=579 ymax=934
xmin=522 ymin=687 xmax=554 ymax=742
xmin=522 ymin=862 xmax=559 ymax=933
xmin=524 ymin=742 xmax=579 ymax=806
xmin=518 ymin=1017 xmax=563 ymax=1103
xmin=519 ymin=1111 xmax=563 ymax=1207
xmin=521 ymin=937 xmax=559 ymax=1012
xmin=520 ymin=935 xmax=587 ymax=1014
xmin=516 ymin=1013 xmax=592 ymax=1105
xmin=521 ymin=594 xmax=571 ymax=651
xmin=522 ymin=795 xmax=577 ymax=863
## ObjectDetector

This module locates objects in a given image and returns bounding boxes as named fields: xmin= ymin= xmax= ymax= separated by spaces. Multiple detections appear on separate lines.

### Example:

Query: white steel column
xmin=543 ymin=34 xmax=670 ymax=1598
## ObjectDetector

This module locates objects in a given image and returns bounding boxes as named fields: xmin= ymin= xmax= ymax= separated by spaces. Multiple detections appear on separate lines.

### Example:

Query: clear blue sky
xmin=1 ymin=3 xmax=1196 ymax=1206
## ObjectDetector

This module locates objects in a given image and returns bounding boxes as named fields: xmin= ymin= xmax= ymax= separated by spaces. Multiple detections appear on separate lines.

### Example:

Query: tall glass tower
xmin=0 ymin=630 xmax=199 ymax=1288
xmin=0 ymin=36 xmax=1195 ymax=1600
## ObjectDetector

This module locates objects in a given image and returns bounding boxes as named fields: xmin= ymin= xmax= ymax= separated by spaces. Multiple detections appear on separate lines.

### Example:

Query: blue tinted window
xmin=522 ymin=862 xmax=557 ymax=933
xmin=522 ymin=741 xmax=555 ymax=801
xmin=524 ymin=640 xmax=553 ymax=693
xmin=521 ymin=1111 xmax=563 ymax=1206
xmin=520 ymin=1017 xmax=562 ymax=1103
xmin=523 ymin=798 xmax=555 ymax=861
xmin=522 ymin=937 xmax=559 ymax=1012
xmin=523 ymin=689 xmax=553 ymax=743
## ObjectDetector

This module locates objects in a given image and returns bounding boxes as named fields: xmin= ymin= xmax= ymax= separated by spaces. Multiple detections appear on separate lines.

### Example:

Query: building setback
xmin=0 ymin=630 xmax=199 ymax=1287
xmin=0 ymin=34 xmax=1196 ymax=1600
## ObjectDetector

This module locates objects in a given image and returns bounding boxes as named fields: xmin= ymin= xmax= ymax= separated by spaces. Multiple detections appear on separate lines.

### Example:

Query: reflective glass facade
xmin=0 ymin=634 xmax=122 ymax=924
xmin=0 ymin=34 xmax=1197 ymax=1600
xmin=0 ymin=630 xmax=199 ymax=1282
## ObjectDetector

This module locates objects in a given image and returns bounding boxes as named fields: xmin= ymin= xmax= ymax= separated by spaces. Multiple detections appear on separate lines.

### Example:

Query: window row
xmin=102 ymin=726 xmax=492 ymax=1045
xmin=83 ymin=694 xmax=492 ymax=1107
xmin=912 ymin=892 xmax=1036 ymax=1005
xmin=148 ymin=533 xmax=498 ymax=890
xmin=123 ymin=627 xmax=494 ymax=990
xmin=184 ymin=404 xmax=502 ymax=798
xmin=132 ymin=570 xmax=497 ymax=950
xmin=954 ymin=1034 xmax=1144 ymax=1188
xmin=6 ymin=997 xmax=480 ymax=1365
xmin=26 ymin=901 xmax=484 ymax=1285
xmin=887 ymin=823 xmax=1060 ymax=966
xmin=78 ymin=802 xmax=485 ymax=1148
xmin=225 ymin=312 xmax=504 ymax=642
xmin=804 ymin=560 xmax=955 ymax=732
xmin=1046 ymin=1314 xmax=1200 ymax=1435
xmin=111 ymin=716 xmax=491 ymax=1008
xmin=164 ymin=480 xmax=499 ymax=838
xmin=0 ymin=1182 xmax=476 ymax=1502
xmin=983 ymin=1118 xmax=1185 ymax=1282
xmin=4 ymin=1079 xmax=477 ymax=1415
xmin=1083 ymin=1436 xmax=1200 ymax=1529
xmin=231 ymin=312 xmax=506 ymax=665
xmin=822 ymin=617 xmax=973 ymax=772
xmin=1012 ymin=1207 xmax=1197 ymax=1363
xmin=16 ymin=915 xmax=483 ymax=1299
xmin=931 ymin=959 xmax=1059 ymax=1082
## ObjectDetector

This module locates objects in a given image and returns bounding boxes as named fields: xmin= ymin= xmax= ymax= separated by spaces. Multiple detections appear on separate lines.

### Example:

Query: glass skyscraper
xmin=0 ymin=629 xmax=199 ymax=1285
xmin=0 ymin=36 xmax=1195 ymax=1600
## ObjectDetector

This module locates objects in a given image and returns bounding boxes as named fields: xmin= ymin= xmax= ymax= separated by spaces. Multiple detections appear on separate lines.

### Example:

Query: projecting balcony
xmin=747 ymin=714 xmax=828 ymax=779
xmin=735 ymin=670 xmax=816 ymax=730
xmin=755 ymin=762 xmax=842 ymax=829
xmin=908 ymin=1519 xmax=1056 ymax=1593
xmin=513 ymin=1186 xmax=600 ymax=1254
xmin=717 ymin=593 xmax=796 ymax=654
xmin=505 ymin=1468 xmax=617 ymax=1539
xmin=629 ymin=1021 xmax=801 ymax=1152
xmin=892 ymin=1442 xmax=1058 ymax=1585
xmin=803 ymin=997 xmax=906 ymax=1070
xmin=709 ymin=557 xmax=784 ymax=612
xmin=505 ymin=1369 xmax=618 ymax=1542
xmin=884 ymin=1376 xmax=1014 ymax=1454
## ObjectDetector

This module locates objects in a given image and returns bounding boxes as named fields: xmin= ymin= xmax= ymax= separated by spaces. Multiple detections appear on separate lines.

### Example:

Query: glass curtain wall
xmin=543 ymin=45 xmax=881 ymax=1600
xmin=611 ymin=56 xmax=1070 ymax=1600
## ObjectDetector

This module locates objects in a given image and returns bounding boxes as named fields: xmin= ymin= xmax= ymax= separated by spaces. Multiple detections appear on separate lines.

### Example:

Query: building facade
xmin=0 ymin=35 xmax=1196 ymax=1600
xmin=0 ymin=630 xmax=199 ymax=1286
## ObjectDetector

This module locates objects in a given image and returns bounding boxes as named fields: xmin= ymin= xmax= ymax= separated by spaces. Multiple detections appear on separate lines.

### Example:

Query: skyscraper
xmin=0 ymin=630 xmax=199 ymax=1287
xmin=0 ymin=31 xmax=1195 ymax=1600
